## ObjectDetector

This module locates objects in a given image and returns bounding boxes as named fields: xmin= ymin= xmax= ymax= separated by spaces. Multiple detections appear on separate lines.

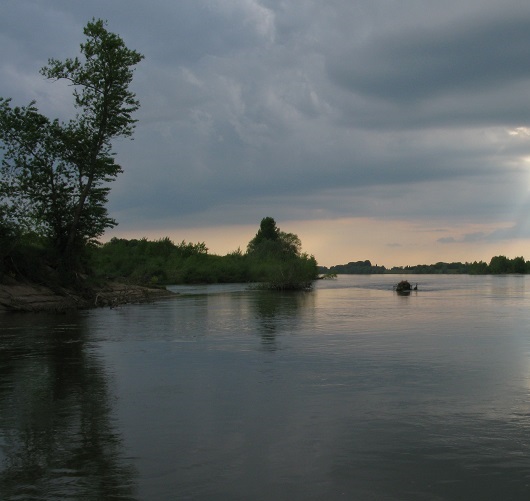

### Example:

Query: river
xmin=1 ymin=275 xmax=530 ymax=500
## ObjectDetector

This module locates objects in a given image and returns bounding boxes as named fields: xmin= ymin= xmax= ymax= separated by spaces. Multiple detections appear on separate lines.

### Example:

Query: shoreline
xmin=0 ymin=280 xmax=176 ymax=313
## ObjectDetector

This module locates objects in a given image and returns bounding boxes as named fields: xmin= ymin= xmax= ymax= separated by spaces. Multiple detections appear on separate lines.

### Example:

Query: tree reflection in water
xmin=0 ymin=313 xmax=137 ymax=500
xmin=252 ymin=290 xmax=313 ymax=350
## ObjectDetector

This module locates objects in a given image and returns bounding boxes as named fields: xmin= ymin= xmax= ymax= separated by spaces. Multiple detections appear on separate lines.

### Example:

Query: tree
xmin=277 ymin=231 xmax=302 ymax=256
xmin=489 ymin=255 xmax=509 ymax=274
xmin=245 ymin=217 xmax=318 ymax=289
xmin=511 ymin=256 xmax=526 ymax=274
xmin=0 ymin=19 xmax=143 ymax=271
xmin=247 ymin=217 xmax=279 ymax=252
xmin=247 ymin=217 xmax=301 ymax=258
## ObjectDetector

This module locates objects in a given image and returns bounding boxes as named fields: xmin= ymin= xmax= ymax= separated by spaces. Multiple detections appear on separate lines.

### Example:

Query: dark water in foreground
xmin=2 ymin=274 xmax=530 ymax=500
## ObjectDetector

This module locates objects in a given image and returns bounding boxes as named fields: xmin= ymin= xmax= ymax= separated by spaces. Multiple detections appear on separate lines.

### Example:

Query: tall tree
xmin=0 ymin=19 xmax=143 ymax=270
xmin=246 ymin=217 xmax=318 ymax=289
xmin=247 ymin=217 xmax=280 ymax=254
xmin=247 ymin=217 xmax=302 ymax=258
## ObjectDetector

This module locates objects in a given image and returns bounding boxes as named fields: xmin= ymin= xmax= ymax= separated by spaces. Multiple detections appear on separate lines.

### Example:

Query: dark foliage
xmin=320 ymin=256 xmax=530 ymax=275
xmin=324 ymin=260 xmax=387 ymax=275
xmin=0 ymin=19 xmax=143 ymax=275
xmin=89 ymin=219 xmax=319 ymax=289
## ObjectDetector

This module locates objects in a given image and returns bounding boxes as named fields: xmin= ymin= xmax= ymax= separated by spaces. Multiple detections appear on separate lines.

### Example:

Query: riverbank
xmin=0 ymin=279 xmax=175 ymax=313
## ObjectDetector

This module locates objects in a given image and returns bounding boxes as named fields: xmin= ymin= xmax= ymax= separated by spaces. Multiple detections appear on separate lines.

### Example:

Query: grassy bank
xmin=89 ymin=236 xmax=318 ymax=289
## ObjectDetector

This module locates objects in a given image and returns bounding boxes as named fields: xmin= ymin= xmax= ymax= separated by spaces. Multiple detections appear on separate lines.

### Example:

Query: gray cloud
xmin=2 ymin=0 xmax=530 ymax=257
xmin=327 ymin=12 xmax=530 ymax=102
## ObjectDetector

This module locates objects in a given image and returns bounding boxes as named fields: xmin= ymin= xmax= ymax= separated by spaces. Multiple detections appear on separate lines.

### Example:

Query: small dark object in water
xmin=394 ymin=280 xmax=416 ymax=292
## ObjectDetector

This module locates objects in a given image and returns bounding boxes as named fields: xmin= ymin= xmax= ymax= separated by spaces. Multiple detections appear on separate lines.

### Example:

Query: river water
xmin=1 ymin=274 xmax=530 ymax=500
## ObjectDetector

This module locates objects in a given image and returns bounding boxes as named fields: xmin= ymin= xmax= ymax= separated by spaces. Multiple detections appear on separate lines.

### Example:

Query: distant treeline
xmin=89 ymin=218 xmax=318 ymax=289
xmin=319 ymin=260 xmax=387 ymax=275
xmin=319 ymin=256 xmax=530 ymax=275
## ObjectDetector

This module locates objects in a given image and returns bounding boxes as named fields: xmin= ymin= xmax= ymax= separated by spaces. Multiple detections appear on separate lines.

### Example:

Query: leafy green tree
xmin=0 ymin=19 xmax=143 ymax=272
xmin=489 ymin=255 xmax=510 ymax=274
xmin=468 ymin=260 xmax=488 ymax=274
xmin=247 ymin=217 xmax=302 ymax=258
xmin=247 ymin=217 xmax=280 ymax=252
xmin=511 ymin=256 xmax=526 ymax=274
xmin=174 ymin=240 xmax=209 ymax=257
xmin=278 ymin=231 xmax=302 ymax=256
xmin=246 ymin=218 xmax=318 ymax=289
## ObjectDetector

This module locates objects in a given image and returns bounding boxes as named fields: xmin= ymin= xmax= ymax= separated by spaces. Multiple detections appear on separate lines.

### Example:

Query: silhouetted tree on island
xmin=246 ymin=217 xmax=317 ymax=289
xmin=247 ymin=217 xmax=302 ymax=259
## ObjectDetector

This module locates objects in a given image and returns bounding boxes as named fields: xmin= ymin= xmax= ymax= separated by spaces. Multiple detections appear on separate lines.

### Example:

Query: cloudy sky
xmin=3 ymin=0 xmax=530 ymax=267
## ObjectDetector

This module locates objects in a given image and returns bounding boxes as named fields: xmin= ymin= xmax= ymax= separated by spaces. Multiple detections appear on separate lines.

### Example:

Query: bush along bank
xmin=90 ymin=218 xmax=319 ymax=290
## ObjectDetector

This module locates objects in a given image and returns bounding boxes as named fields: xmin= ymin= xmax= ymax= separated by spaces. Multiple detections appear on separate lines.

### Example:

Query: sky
xmin=3 ymin=0 xmax=530 ymax=267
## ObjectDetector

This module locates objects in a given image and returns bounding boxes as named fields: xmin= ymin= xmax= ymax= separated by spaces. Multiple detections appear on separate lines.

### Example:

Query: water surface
xmin=2 ymin=275 xmax=530 ymax=499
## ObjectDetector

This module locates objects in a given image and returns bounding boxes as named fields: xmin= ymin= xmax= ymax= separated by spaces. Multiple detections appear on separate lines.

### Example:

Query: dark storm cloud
xmin=324 ymin=6 xmax=530 ymax=131
xmin=327 ymin=13 xmax=530 ymax=102
xmin=2 ymin=0 xmax=530 ymax=246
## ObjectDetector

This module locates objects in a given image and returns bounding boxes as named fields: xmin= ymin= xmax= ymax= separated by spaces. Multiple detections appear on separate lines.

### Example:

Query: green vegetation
xmin=0 ymin=23 xmax=316 ymax=293
xmin=1 ymin=19 xmax=528 ymax=297
xmin=89 ymin=218 xmax=319 ymax=289
xmin=0 ymin=19 xmax=143 ymax=278
xmin=319 ymin=256 xmax=530 ymax=275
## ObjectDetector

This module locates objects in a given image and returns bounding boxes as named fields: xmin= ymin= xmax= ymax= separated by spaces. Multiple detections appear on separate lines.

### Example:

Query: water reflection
xmin=330 ymin=413 xmax=530 ymax=500
xmin=251 ymin=290 xmax=313 ymax=350
xmin=0 ymin=313 xmax=137 ymax=500
xmin=3 ymin=276 xmax=530 ymax=499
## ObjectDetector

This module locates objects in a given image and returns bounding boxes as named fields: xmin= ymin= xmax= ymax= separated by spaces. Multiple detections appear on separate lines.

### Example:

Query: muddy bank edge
xmin=0 ymin=281 xmax=176 ymax=313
